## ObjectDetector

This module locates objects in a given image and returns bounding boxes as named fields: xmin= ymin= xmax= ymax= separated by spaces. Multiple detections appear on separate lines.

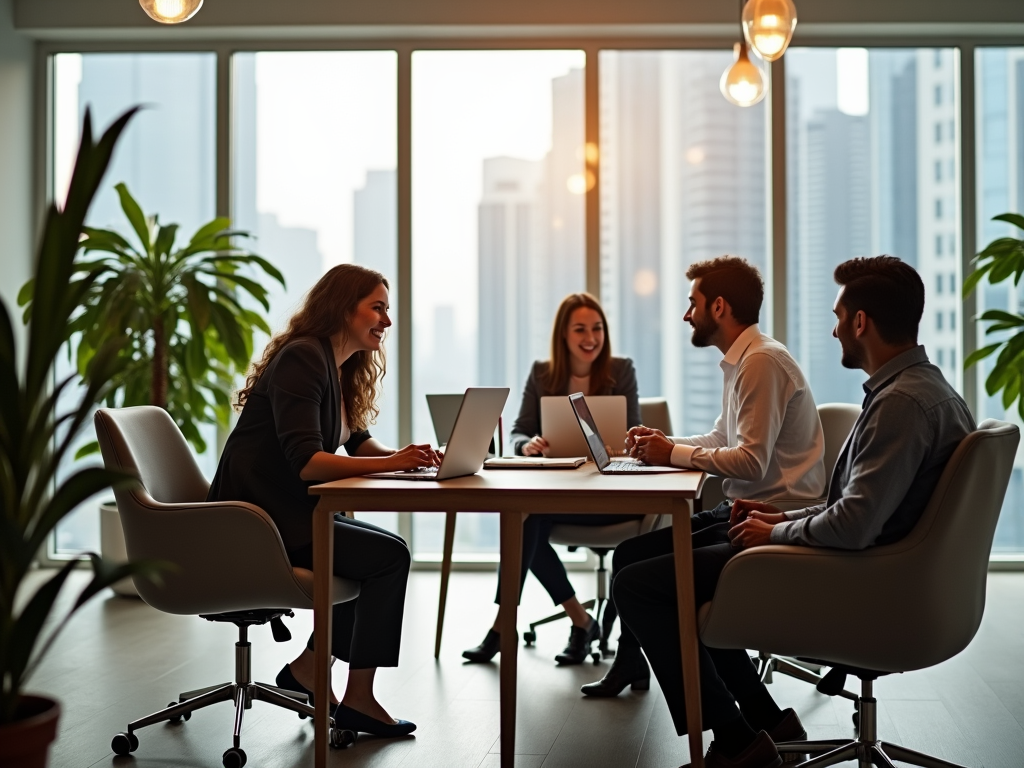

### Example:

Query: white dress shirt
xmin=669 ymin=324 xmax=825 ymax=502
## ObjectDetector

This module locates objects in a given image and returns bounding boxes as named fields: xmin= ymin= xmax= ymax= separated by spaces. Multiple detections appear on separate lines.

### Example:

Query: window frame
xmin=33 ymin=30 xmax=1024 ymax=567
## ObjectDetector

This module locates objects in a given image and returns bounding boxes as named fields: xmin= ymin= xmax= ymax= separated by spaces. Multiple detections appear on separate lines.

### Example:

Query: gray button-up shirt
xmin=770 ymin=346 xmax=975 ymax=550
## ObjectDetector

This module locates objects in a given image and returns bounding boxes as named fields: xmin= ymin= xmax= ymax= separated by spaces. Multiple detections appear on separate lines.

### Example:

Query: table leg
xmin=435 ymin=510 xmax=457 ymax=659
xmin=673 ymin=497 xmax=705 ymax=768
xmin=313 ymin=501 xmax=336 ymax=768
xmin=498 ymin=511 xmax=523 ymax=768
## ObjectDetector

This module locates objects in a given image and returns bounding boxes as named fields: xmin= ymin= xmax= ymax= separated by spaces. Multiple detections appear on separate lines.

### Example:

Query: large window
xmin=975 ymin=47 xmax=1024 ymax=556
xmin=231 ymin=51 xmax=399 ymax=532
xmin=786 ymin=48 xmax=961 ymax=403
xmin=52 ymin=52 xmax=217 ymax=555
xmin=599 ymin=50 xmax=770 ymax=438
xmin=411 ymin=50 xmax=586 ymax=559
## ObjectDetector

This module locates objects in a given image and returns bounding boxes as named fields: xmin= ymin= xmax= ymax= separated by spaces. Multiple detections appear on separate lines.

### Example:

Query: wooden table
xmin=308 ymin=464 xmax=707 ymax=768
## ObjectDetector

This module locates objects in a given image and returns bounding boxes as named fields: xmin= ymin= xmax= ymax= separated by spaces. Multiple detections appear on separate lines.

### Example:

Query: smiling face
xmin=346 ymin=282 xmax=392 ymax=353
xmin=683 ymin=279 xmax=720 ymax=348
xmin=563 ymin=307 xmax=605 ymax=372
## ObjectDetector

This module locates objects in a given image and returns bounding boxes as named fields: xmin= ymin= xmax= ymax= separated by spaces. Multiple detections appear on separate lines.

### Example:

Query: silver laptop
xmin=569 ymin=392 xmax=684 ymax=474
xmin=366 ymin=387 xmax=509 ymax=481
xmin=426 ymin=394 xmax=465 ymax=447
xmin=541 ymin=395 xmax=627 ymax=458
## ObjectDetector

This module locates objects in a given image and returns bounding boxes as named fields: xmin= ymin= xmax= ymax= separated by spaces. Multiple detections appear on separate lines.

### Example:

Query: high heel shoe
xmin=580 ymin=647 xmax=650 ymax=697
xmin=554 ymin=617 xmax=602 ymax=665
xmin=332 ymin=703 xmax=416 ymax=737
xmin=275 ymin=664 xmax=315 ymax=706
xmin=462 ymin=629 xmax=503 ymax=663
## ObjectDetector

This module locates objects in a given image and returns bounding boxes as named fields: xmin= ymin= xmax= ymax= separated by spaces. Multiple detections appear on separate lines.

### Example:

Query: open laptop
xmin=569 ymin=392 xmax=684 ymax=474
xmin=366 ymin=387 xmax=509 ymax=481
xmin=426 ymin=394 xmax=465 ymax=447
xmin=540 ymin=395 xmax=627 ymax=458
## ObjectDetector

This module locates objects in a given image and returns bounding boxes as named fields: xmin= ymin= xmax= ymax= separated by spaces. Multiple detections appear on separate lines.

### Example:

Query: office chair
xmin=522 ymin=397 xmax=676 ymax=659
xmin=699 ymin=419 xmax=1019 ymax=768
xmin=94 ymin=407 xmax=361 ymax=768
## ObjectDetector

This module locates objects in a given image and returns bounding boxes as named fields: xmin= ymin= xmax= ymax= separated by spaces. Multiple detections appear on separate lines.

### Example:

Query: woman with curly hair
xmin=208 ymin=264 xmax=438 ymax=738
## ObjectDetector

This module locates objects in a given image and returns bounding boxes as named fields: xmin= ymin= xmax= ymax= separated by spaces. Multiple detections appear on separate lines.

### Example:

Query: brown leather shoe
xmin=681 ymin=730 xmax=783 ymax=768
xmin=767 ymin=708 xmax=807 ymax=764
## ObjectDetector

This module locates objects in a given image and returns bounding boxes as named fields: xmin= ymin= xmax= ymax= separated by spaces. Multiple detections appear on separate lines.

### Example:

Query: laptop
xmin=426 ymin=394 xmax=465 ymax=447
xmin=366 ymin=387 xmax=509 ymax=481
xmin=569 ymin=392 xmax=684 ymax=474
xmin=540 ymin=395 xmax=627 ymax=458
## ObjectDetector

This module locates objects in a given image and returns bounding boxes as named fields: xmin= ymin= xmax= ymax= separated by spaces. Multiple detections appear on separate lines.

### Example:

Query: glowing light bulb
xmin=742 ymin=0 xmax=798 ymax=62
xmin=139 ymin=0 xmax=204 ymax=24
xmin=720 ymin=42 xmax=767 ymax=107
xmin=566 ymin=170 xmax=596 ymax=195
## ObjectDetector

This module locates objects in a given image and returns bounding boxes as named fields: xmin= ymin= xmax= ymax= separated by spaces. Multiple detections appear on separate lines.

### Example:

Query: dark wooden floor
xmin=24 ymin=567 xmax=1024 ymax=768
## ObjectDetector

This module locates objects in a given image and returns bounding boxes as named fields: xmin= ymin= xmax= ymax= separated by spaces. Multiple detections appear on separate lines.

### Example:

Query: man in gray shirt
xmin=615 ymin=257 xmax=974 ymax=768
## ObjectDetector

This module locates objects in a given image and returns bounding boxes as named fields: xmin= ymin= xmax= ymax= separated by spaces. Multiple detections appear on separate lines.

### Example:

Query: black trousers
xmin=288 ymin=514 xmax=411 ymax=669
xmin=495 ymin=513 xmax=643 ymax=606
xmin=613 ymin=503 xmax=767 ymax=735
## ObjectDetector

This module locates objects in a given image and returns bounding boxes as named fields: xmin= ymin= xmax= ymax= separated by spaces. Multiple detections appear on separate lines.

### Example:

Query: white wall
xmin=0 ymin=0 xmax=33 ymax=349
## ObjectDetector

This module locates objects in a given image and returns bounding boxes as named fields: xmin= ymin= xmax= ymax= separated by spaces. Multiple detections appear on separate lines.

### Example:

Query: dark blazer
xmin=207 ymin=336 xmax=371 ymax=552
xmin=510 ymin=357 xmax=641 ymax=455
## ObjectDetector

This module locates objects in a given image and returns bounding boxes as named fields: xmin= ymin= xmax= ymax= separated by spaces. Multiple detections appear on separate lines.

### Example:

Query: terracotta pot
xmin=0 ymin=695 xmax=60 ymax=768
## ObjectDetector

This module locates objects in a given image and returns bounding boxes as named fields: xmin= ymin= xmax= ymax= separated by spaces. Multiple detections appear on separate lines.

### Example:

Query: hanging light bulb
xmin=720 ymin=42 xmax=767 ymax=107
xmin=139 ymin=0 xmax=204 ymax=24
xmin=742 ymin=0 xmax=798 ymax=62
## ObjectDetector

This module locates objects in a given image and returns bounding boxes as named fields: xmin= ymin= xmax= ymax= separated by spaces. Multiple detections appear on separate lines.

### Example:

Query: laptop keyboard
xmin=606 ymin=461 xmax=653 ymax=472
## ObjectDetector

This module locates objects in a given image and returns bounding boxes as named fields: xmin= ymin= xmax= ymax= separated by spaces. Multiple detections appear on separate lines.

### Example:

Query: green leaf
xmin=188 ymin=217 xmax=232 ymax=247
xmin=115 ymin=183 xmax=153 ymax=254
xmin=994 ymin=212 xmax=1024 ymax=232
xmin=964 ymin=343 xmax=1002 ymax=369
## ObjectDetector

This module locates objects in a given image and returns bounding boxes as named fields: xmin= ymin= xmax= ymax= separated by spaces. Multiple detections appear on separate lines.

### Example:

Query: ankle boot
xmin=554 ymin=617 xmax=602 ymax=665
xmin=462 ymin=629 xmax=503 ymax=663
xmin=580 ymin=647 xmax=650 ymax=697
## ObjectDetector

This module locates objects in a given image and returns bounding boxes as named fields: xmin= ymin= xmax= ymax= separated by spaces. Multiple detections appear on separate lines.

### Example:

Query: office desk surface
xmin=309 ymin=464 xmax=707 ymax=768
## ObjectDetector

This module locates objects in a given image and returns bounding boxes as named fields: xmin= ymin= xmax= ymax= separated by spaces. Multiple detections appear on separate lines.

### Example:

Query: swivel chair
xmin=94 ymin=407 xmax=361 ymax=768
xmin=522 ymin=397 xmax=676 ymax=658
xmin=699 ymin=419 xmax=1019 ymax=768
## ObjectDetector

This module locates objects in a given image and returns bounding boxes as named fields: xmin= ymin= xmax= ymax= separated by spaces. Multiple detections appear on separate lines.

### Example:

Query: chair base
xmin=778 ymin=679 xmax=970 ymax=768
xmin=110 ymin=612 xmax=356 ymax=767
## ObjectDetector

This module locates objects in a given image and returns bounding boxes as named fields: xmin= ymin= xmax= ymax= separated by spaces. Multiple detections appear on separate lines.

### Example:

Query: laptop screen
xmin=569 ymin=393 xmax=611 ymax=469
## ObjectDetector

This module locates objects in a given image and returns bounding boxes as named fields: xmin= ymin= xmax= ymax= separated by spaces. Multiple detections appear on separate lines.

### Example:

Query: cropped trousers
xmin=288 ymin=514 xmax=411 ymax=669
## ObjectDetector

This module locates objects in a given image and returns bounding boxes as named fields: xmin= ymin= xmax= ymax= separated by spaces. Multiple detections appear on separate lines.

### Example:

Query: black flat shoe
xmin=332 ymin=703 xmax=416 ymax=737
xmin=463 ymin=629 xmax=503 ymax=663
xmin=580 ymin=648 xmax=650 ymax=697
xmin=275 ymin=664 xmax=315 ymax=705
xmin=554 ymin=617 xmax=602 ymax=665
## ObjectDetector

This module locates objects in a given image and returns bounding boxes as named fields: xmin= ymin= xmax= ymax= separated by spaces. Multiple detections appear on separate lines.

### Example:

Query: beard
xmin=689 ymin=313 xmax=719 ymax=348
xmin=838 ymin=334 xmax=864 ymax=369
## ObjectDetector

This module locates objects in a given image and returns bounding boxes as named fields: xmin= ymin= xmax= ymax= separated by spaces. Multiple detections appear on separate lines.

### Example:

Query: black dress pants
xmin=494 ymin=513 xmax=642 ymax=606
xmin=288 ymin=514 xmax=411 ymax=669
xmin=612 ymin=509 xmax=768 ymax=735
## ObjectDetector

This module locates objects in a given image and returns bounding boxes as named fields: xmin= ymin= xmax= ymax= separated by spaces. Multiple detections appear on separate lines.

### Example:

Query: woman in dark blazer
xmin=463 ymin=293 xmax=642 ymax=666
xmin=208 ymin=264 xmax=439 ymax=738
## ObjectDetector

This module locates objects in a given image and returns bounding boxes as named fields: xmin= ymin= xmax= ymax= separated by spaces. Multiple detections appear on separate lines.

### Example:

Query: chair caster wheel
xmin=111 ymin=731 xmax=139 ymax=755
xmin=298 ymin=710 xmax=308 ymax=719
xmin=591 ymin=652 xmax=602 ymax=665
xmin=523 ymin=631 xmax=536 ymax=646
xmin=222 ymin=746 xmax=247 ymax=768
xmin=167 ymin=702 xmax=191 ymax=723
xmin=330 ymin=728 xmax=357 ymax=749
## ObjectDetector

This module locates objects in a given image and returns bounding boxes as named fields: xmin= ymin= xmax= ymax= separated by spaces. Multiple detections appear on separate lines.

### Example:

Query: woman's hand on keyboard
xmin=385 ymin=444 xmax=441 ymax=472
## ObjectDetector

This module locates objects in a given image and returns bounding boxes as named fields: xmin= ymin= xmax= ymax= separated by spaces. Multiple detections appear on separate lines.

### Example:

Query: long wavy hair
xmin=541 ymin=292 xmax=614 ymax=395
xmin=236 ymin=264 xmax=388 ymax=431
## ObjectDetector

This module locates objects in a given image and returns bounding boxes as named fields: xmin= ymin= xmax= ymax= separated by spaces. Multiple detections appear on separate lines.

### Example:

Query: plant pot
xmin=100 ymin=501 xmax=139 ymax=597
xmin=0 ymin=695 xmax=61 ymax=768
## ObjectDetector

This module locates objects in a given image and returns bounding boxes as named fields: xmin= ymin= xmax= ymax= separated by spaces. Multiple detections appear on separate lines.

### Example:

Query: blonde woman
xmin=208 ymin=264 xmax=438 ymax=738
xmin=462 ymin=293 xmax=642 ymax=666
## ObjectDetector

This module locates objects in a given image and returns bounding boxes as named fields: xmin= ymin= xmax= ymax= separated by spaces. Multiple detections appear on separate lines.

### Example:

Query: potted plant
xmin=963 ymin=212 xmax=1024 ymax=416
xmin=0 ymin=108 xmax=159 ymax=767
xmin=19 ymin=182 xmax=284 ymax=594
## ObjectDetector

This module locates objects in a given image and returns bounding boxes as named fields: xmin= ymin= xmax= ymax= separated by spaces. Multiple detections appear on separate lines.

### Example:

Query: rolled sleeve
xmin=268 ymin=342 xmax=330 ymax=476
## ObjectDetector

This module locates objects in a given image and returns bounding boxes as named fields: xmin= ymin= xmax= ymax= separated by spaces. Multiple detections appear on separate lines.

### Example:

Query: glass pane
xmin=975 ymin=47 xmax=1024 ymax=556
xmin=412 ymin=50 xmax=586 ymax=560
xmin=52 ymin=52 xmax=217 ymax=555
xmin=786 ymin=48 xmax=961 ymax=405
xmin=232 ymin=51 xmax=398 ymax=534
xmin=599 ymin=50 xmax=770 ymax=438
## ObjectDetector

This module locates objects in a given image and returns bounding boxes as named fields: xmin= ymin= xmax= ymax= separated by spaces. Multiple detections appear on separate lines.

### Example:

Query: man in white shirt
xmin=581 ymin=256 xmax=823 ymax=765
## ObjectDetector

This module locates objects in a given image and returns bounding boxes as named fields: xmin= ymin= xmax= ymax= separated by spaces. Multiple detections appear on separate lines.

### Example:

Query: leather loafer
xmin=580 ymin=648 xmax=650 ymax=697
xmin=683 ymin=730 xmax=783 ymax=768
xmin=332 ymin=703 xmax=416 ymax=737
xmin=555 ymin=617 xmax=602 ymax=665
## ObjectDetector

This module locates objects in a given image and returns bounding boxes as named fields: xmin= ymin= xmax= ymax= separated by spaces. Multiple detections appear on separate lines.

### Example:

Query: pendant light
xmin=720 ymin=42 xmax=767 ymax=107
xmin=139 ymin=0 xmax=204 ymax=24
xmin=742 ymin=0 xmax=798 ymax=61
